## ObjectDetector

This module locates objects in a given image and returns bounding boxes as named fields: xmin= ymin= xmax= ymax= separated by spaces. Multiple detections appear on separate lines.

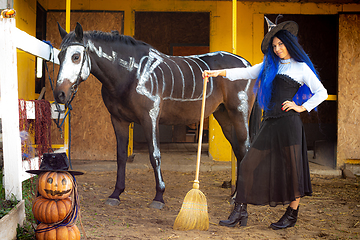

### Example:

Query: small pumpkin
xmin=35 ymin=223 xmax=80 ymax=240
xmin=32 ymin=196 xmax=72 ymax=224
xmin=38 ymin=172 xmax=73 ymax=199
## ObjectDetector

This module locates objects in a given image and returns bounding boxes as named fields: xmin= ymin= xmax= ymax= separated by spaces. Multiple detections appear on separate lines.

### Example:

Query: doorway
xmin=266 ymin=14 xmax=338 ymax=168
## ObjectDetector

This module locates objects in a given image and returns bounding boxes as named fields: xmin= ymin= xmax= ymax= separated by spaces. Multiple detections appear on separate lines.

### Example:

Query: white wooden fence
xmin=0 ymin=18 xmax=63 ymax=201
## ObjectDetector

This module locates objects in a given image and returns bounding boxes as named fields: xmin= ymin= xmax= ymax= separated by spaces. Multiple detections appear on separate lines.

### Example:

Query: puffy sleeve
xmin=225 ymin=63 xmax=263 ymax=81
xmin=301 ymin=64 xmax=328 ymax=112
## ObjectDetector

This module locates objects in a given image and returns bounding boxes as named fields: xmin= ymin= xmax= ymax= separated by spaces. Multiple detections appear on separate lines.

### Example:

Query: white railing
xmin=0 ymin=18 xmax=62 ymax=201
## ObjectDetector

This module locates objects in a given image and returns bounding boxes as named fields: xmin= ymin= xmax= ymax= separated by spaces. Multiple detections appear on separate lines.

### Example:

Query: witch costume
xmin=218 ymin=17 xmax=328 ymax=229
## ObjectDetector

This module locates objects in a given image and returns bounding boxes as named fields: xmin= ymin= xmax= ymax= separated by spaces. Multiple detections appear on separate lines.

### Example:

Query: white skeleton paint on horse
xmin=54 ymin=23 xmax=260 ymax=209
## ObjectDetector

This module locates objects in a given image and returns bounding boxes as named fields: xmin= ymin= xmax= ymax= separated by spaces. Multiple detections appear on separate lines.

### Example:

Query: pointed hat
xmin=26 ymin=152 xmax=83 ymax=175
xmin=261 ymin=15 xmax=298 ymax=54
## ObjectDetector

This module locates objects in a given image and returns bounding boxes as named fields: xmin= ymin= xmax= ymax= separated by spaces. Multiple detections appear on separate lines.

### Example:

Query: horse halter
xmin=60 ymin=42 xmax=91 ymax=106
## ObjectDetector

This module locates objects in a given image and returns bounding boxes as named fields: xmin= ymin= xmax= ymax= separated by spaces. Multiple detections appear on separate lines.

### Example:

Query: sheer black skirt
xmin=235 ymin=114 xmax=312 ymax=207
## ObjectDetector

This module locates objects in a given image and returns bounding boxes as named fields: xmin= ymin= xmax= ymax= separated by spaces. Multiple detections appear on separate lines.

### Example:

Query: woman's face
xmin=272 ymin=37 xmax=291 ymax=60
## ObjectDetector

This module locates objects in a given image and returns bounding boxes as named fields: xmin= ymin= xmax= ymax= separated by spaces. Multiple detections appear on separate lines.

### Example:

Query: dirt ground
xmin=72 ymin=151 xmax=360 ymax=240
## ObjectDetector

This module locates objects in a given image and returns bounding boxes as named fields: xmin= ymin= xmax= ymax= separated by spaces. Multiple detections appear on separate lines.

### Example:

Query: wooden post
xmin=0 ymin=18 xmax=23 ymax=201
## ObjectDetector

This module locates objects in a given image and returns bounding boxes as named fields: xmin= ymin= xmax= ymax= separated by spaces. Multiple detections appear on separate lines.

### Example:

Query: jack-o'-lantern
xmin=35 ymin=223 xmax=81 ymax=240
xmin=32 ymin=196 xmax=72 ymax=224
xmin=38 ymin=172 xmax=73 ymax=199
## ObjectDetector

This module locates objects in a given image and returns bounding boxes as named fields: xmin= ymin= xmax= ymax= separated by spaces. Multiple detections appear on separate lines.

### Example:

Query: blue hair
xmin=254 ymin=30 xmax=320 ymax=110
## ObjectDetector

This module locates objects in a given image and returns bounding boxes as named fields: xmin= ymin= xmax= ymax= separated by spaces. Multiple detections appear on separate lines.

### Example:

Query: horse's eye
xmin=72 ymin=53 xmax=81 ymax=64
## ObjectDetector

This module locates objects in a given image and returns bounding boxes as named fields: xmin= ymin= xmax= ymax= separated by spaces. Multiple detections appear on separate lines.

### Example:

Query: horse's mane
xmin=61 ymin=29 xmax=150 ymax=48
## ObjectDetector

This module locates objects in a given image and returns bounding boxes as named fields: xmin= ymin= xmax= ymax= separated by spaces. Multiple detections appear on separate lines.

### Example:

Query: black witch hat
xmin=26 ymin=152 xmax=83 ymax=175
xmin=261 ymin=15 xmax=299 ymax=54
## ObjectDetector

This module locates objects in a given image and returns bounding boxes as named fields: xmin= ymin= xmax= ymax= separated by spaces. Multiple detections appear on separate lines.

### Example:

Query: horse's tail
xmin=249 ymin=95 xmax=262 ymax=143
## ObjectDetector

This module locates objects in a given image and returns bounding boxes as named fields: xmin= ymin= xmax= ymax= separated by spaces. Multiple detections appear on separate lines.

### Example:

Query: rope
xmin=34 ymin=42 xmax=86 ymax=237
xmin=42 ymin=40 xmax=73 ymax=169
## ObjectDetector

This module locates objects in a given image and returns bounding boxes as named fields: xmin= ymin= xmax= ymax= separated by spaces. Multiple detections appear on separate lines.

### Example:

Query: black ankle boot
xmin=219 ymin=203 xmax=248 ymax=227
xmin=270 ymin=206 xmax=299 ymax=230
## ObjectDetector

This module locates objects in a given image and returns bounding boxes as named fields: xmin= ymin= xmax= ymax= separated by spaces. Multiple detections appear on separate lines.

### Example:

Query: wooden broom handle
xmin=194 ymin=76 xmax=208 ymax=184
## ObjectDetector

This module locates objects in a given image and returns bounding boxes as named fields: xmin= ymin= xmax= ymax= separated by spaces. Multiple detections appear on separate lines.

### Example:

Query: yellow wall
xmin=14 ymin=0 xmax=37 ymax=100
xmin=44 ymin=0 xmax=256 ymax=162
xmin=16 ymin=0 xmax=360 ymax=164
xmin=210 ymin=2 xmax=358 ymax=162
xmin=209 ymin=1 xmax=349 ymax=161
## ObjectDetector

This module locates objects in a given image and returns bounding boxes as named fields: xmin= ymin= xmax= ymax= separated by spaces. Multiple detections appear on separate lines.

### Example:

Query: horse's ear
xmin=75 ymin=22 xmax=83 ymax=43
xmin=57 ymin=22 xmax=68 ymax=39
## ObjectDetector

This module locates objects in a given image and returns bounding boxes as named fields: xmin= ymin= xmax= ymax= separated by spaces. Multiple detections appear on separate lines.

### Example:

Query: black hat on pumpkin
xmin=261 ymin=15 xmax=299 ymax=54
xmin=26 ymin=152 xmax=83 ymax=175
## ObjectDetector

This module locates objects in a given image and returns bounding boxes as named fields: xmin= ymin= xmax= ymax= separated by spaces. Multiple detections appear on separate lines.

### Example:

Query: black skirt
xmin=235 ymin=114 xmax=312 ymax=207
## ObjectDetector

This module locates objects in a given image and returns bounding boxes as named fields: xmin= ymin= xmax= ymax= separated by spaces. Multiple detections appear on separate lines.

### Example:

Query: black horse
xmin=54 ymin=22 xmax=260 ymax=209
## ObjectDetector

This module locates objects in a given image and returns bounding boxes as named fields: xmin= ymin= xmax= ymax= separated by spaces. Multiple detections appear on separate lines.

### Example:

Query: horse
xmin=54 ymin=22 xmax=260 ymax=209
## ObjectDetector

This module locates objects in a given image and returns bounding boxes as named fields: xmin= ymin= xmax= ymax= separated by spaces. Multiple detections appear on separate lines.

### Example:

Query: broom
xmin=173 ymin=76 xmax=209 ymax=231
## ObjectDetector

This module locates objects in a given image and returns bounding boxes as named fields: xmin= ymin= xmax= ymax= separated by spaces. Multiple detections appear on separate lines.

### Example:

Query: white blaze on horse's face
xmin=57 ymin=45 xmax=91 ymax=85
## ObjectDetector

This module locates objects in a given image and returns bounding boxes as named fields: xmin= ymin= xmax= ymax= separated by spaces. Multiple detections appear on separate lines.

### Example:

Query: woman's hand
xmin=282 ymin=100 xmax=307 ymax=113
xmin=202 ymin=70 xmax=226 ymax=79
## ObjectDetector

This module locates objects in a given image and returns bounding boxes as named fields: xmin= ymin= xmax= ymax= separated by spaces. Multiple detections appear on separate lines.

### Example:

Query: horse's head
xmin=54 ymin=22 xmax=91 ymax=105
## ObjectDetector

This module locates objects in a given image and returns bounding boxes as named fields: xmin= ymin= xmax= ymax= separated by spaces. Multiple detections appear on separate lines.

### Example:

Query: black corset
xmin=263 ymin=74 xmax=301 ymax=119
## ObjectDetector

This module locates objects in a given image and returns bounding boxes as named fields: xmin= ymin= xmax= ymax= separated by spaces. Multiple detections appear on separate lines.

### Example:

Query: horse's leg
xmin=214 ymin=104 xmax=251 ymax=202
xmin=105 ymin=115 xmax=130 ymax=206
xmin=143 ymin=122 xmax=166 ymax=209
xmin=213 ymin=104 xmax=249 ymax=164
xmin=139 ymin=100 xmax=165 ymax=209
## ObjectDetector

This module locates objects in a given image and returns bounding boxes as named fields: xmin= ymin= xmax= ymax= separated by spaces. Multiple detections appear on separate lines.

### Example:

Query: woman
xmin=202 ymin=16 xmax=328 ymax=230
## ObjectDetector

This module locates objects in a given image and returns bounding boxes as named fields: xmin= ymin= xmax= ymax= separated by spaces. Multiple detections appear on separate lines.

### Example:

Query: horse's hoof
xmin=127 ymin=154 xmax=135 ymax=163
xmin=105 ymin=198 xmax=120 ymax=206
xmin=148 ymin=201 xmax=165 ymax=209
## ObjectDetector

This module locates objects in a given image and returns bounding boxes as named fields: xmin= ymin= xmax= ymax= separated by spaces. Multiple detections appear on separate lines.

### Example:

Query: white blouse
xmin=225 ymin=58 xmax=328 ymax=112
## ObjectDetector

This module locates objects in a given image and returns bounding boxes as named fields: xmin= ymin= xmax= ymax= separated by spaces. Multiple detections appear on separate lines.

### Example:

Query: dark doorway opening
xmin=134 ymin=11 xmax=210 ymax=144
xmin=266 ymin=14 xmax=338 ymax=168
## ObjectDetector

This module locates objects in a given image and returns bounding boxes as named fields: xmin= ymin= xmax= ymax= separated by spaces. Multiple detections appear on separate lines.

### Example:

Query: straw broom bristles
xmin=173 ymin=181 xmax=209 ymax=231
xmin=173 ymin=76 xmax=210 ymax=231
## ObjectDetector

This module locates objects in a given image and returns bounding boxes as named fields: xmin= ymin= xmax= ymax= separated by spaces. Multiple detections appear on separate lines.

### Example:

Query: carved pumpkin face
xmin=38 ymin=172 xmax=73 ymax=199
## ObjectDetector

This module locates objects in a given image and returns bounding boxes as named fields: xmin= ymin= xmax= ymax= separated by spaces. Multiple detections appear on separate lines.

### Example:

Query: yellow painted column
xmin=64 ymin=108 xmax=70 ymax=157
xmin=128 ymin=122 xmax=134 ymax=157
xmin=66 ymin=0 xmax=71 ymax=32
xmin=65 ymin=0 xmax=71 ymax=157
xmin=232 ymin=0 xmax=237 ymax=54
xmin=208 ymin=116 xmax=232 ymax=161
xmin=208 ymin=1 xmax=235 ymax=162
xmin=230 ymin=0 xmax=237 ymax=193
